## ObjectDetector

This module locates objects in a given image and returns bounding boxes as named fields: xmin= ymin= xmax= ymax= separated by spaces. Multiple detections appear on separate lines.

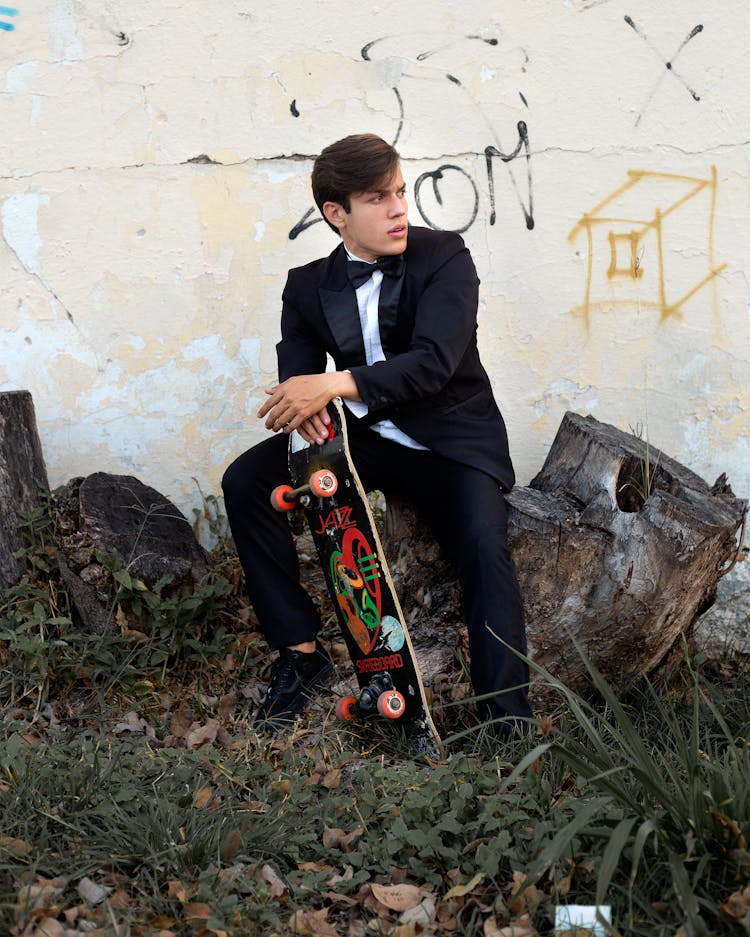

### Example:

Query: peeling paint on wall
xmin=2 ymin=193 xmax=47 ymax=276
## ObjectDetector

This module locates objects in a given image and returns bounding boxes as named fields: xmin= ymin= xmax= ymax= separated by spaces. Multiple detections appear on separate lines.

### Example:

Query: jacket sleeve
xmin=275 ymin=271 xmax=328 ymax=382
xmin=348 ymin=234 xmax=480 ymax=412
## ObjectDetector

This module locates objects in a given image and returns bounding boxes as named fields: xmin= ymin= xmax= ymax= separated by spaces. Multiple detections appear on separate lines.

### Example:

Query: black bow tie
xmin=347 ymin=254 xmax=404 ymax=289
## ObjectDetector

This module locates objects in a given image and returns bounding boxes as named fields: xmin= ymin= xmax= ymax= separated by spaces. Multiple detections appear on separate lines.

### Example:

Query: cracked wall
xmin=1 ymin=0 xmax=749 ymax=549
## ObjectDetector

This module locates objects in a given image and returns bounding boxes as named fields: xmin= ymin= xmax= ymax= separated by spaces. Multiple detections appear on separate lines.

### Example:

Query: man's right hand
xmin=297 ymin=410 xmax=331 ymax=445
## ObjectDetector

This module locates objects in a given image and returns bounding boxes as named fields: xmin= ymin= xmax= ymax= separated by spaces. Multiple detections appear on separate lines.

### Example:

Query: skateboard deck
xmin=271 ymin=397 xmax=440 ymax=756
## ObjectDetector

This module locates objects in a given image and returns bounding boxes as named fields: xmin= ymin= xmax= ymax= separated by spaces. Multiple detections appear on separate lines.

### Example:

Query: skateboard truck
xmin=335 ymin=673 xmax=406 ymax=722
xmin=270 ymin=469 xmax=338 ymax=511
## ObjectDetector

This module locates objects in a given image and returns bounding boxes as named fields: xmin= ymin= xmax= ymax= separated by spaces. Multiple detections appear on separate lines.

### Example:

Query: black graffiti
xmin=391 ymin=86 xmax=404 ymax=147
xmin=290 ymin=99 xmax=300 ymax=117
xmin=288 ymin=207 xmax=322 ymax=241
xmin=414 ymin=165 xmax=479 ymax=234
xmin=485 ymin=120 xmax=534 ymax=230
xmin=624 ymin=15 xmax=704 ymax=125
xmin=287 ymin=32 xmax=535 ymax=239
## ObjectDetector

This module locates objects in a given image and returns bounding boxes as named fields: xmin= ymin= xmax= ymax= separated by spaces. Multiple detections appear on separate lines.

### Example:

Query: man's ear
xmin=322 ymin=201 xmax=346 ymax=231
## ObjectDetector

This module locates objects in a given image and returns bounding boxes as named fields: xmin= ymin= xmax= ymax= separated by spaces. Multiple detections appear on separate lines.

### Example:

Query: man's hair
xmin=311 ymin=134 xmax=400 ymax=235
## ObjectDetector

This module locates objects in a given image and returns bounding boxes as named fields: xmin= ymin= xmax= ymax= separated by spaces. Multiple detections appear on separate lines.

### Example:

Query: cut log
xmin=0 ymin=391 xmax=50 ymax=592
xmin=382 ymin=411 xmax=747 ymax=691
xmin=57 ymin=473 xmax=208 ymax=634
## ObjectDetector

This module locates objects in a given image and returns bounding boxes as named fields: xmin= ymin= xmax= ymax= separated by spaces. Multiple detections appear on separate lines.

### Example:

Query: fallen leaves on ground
xmin=370 ymin=883 xmax=427 ymax=912
xmin=484 ymin=914 xmax=538 ymax=937
xmin=185 ymin=719 xmax=220 ymax=750
xmin=288 ymin=907 xmax=340 ymax=936
xmin=721 ymin=883 xmax=750 ymax=920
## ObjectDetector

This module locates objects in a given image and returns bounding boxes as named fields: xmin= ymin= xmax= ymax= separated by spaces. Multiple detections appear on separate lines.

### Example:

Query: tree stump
xmin=57 ymin=473 xmax=208 ymax=634
xmin=382 ymin=411 xmax=747 ymax=690
xmin=0 ymin=391 xmax=50 ymax=592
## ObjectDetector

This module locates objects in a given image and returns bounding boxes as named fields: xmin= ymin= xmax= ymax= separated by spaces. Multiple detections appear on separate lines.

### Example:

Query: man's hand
xmin=258 ymin=372 xmax=360 ymax=444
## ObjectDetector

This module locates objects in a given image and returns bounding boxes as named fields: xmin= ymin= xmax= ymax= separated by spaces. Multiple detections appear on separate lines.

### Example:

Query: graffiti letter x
xmin=624 ymin=15 xmax=703 ymax=126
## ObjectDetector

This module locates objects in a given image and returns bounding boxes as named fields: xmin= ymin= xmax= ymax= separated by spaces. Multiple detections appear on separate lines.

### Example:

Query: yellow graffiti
xmin=568 ymin=167 xmax=727 ymax=327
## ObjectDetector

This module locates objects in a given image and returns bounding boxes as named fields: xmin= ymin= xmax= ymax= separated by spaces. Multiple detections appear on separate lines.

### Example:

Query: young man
xmin=222 ymin=133 xmax=532 ymax=736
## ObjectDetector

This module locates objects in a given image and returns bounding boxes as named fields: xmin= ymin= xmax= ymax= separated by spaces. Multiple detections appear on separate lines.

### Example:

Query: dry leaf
xmin=192 ymin=787 xmax=213 ymax=809
xmin=218 ymin=693 xmax=237 ymax=723
xmin=555 ymin=873 xmax=572 ymax=897
xmin=324 ymin=826 xmax=347 ymax=849
xmin=30 ymin=918 xmax=65 ymax=937
xmin=288 ymin=908 xmax=340 ymax=936
xmin=370 ymin=883 xmax=425 ymax=912
xmin=721 ymin=883 xmax=750 ymax=920
xmin=17 ymin=876 xmax=67 ymax=913
xmin=322 ymin=826 xmax=363 ymax=851
xmin=221 ymin=829 xmax=242 ymax=862
xmin=169 ymin=706 xmax=193 ymax=739
xmin=327 ymin=866 xmax=354 ymax=886
xmin=182 ymin=902 xmax=212 ymax=920
xmin=321 ymin=890 xmax=359 ymax=909
xmin=398 ymin=895 xmax=436 ymax=927
xmin=508 ymin=872 xmax=541 ymax=914
xmin=322 ymin=769 xmax=342 ymax=789
xmin=185 ymin=719 xmax=219 ymax=750
xmin=444 ymin=872 xmax=485 ymax=900
xmin=485 ymin=914 xmax=538 ymax=937
xmin=167 ymin=879 xmax=191 ymax=903
xmin=77 ymin=876 xmax=111 ymax=906
xmin=258 ymin=864 xmax=288 ymax=899
xmin=298 ymin=861 xmax=335 ymax=875
xmin=0 ymin=836 xmax=32 ymax=856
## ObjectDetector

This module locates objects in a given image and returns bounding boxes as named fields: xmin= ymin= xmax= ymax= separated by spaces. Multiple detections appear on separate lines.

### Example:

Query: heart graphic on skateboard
xmin=331 ymin=526 xmax=382 ymax=654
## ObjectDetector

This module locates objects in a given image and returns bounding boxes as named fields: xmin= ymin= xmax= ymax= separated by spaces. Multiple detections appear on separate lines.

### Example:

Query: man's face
xmin=323 ymin=166 xmax=408 ymax=262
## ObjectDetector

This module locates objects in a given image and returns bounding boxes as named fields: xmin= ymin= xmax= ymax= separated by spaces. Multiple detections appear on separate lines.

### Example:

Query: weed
xmin=0 ymin=490 xmax=235 ymax=713
xmin=617 ymin=420 xmax=662 ymax=512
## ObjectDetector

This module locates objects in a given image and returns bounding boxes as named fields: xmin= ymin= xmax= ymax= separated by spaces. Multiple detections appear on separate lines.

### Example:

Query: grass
xmin=1 ymin=493 xmax=749 ymax=935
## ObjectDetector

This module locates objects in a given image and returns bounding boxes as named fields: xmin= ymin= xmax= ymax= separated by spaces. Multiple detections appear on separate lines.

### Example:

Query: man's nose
xmin=389 ymin=195 xmax=406 ymax=215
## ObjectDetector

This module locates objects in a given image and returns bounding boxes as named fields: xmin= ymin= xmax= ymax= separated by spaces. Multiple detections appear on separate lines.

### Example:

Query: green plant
xmin=0 ymin=489 xmax=234 ymax=712
xmin=99 ymin=549 xmax=233 ymax=667
xmin=527 ymin=646 xmax=750 ymax=936
xmin=617 ymin=420 xmax=662 ymax=512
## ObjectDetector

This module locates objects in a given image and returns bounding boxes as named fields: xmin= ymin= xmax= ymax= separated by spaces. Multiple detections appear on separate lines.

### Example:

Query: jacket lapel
xmin=318 ymin=246 xmax=366 ymax=364
xmin=377 ymin=265 xmax=406 ymax=358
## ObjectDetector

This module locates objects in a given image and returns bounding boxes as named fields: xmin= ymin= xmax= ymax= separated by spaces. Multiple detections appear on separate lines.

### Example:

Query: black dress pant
xmin=222 ymin=417 xmax=532 ymax=728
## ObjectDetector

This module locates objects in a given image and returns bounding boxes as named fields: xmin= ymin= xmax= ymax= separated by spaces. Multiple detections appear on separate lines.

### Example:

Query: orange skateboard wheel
xmin=270 ymin=484 xmax=296 ymax=512
xmin=335 ymin=695 xmax=358 ymax=721
xmin=377 ymin=690 xmax=405 ymax=720
xmin=309 ymin=469 xmax=338 ymax=497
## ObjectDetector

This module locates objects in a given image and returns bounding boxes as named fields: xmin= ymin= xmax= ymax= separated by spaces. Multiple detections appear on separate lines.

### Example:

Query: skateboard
xmin=270 ymin=397 xmax=440 ymax=756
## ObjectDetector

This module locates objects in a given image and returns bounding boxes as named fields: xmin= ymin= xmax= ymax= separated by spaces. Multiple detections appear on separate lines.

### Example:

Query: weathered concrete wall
xmin=1 ymin=0 xmax=748 ymax=548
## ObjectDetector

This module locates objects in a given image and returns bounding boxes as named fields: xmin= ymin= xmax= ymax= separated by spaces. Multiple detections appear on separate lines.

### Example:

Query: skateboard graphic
xmin=270 ymin=397 xmax=440 ymax=755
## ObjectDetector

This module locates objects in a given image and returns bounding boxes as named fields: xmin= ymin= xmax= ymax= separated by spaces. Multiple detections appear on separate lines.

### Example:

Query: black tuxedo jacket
xmin=276 ymin=225 xmax=515 ymax=490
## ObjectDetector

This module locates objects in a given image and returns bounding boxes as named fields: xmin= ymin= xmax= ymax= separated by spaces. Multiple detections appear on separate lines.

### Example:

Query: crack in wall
xmin=0 ymin=139 xmax=747 ymax=184
xmin=1 ymin=225 xmax=80 ymax=334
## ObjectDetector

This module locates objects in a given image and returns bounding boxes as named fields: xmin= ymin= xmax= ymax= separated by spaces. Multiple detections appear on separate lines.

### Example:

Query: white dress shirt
xmin=344 ymin=250 xmax=428 ymax=450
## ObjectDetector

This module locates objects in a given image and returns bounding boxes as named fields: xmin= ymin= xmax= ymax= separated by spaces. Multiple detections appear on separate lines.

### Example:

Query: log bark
xmin=383 ymin=411 xmax=747 ymax=690
xmin=0 ymin=391 xmax=50 ymax=592
xmin=57 ymin=473 xmax=208 ymax=634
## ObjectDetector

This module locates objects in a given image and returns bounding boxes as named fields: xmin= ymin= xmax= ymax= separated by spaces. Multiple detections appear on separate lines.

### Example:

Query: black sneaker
xmin=253 ymin=641 xmax=334 ymax=730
